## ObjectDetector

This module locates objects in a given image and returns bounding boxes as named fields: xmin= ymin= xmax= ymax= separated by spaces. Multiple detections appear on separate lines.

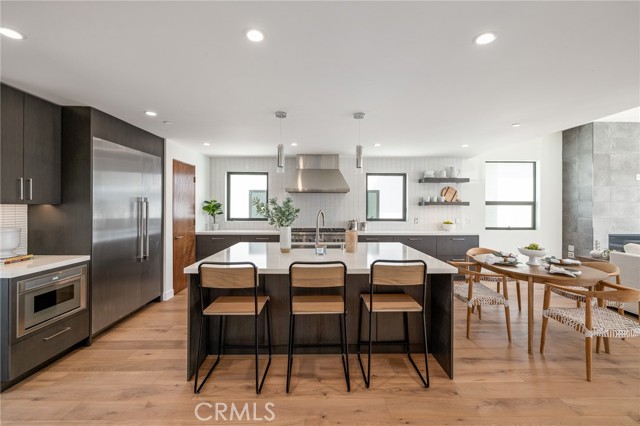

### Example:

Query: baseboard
xmin=162 ymin=289 xmax=174 ymax=301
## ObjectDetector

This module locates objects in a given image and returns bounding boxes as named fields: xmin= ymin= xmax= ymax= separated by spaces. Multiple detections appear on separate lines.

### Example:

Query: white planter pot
xmin=212 ymin=223 xmax=219 ymax=231
xmin=280 ymin=226 xmax=291 ymax=253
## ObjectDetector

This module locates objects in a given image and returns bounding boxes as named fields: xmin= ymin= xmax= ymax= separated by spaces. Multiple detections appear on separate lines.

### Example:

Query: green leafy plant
xmin=524 ymin=243 xmax=542 ymax=250
xmin=251 ymin=197 xmax=300 ymax=228
xmin=443 ymin=220 xmax=454 ymax=225
xmin=202 ymin=200 xmax=224 ymax=223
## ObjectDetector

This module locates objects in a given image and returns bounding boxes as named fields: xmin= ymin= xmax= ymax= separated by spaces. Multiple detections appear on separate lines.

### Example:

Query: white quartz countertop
xmin=184 ymin=242 xmax=457 ymax=275
xmin=0 ymin=255 xmax=90 ymax=279
xmin=196 ymin=230 xmax=477 ymax=236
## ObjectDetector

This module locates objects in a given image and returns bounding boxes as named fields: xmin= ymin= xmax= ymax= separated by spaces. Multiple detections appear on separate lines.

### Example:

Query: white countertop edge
xmin=0 ymin=255 xmax=90 ymax=279
xmin=196 ymin=230 xmax=477 ymax=236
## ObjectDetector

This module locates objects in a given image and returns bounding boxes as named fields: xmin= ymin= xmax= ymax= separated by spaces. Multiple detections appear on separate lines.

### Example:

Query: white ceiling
xmin=1 ymin=1 xmax=639 ymax=158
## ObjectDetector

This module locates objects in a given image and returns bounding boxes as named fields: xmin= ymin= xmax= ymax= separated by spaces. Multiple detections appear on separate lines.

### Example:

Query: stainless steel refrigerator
xmin=91 ymin=138 xmax=162 ymax=335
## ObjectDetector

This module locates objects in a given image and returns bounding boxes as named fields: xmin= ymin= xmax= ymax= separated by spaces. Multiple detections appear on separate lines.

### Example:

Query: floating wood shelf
xmin=418 ymin=201 xmax=470 ymax=206
xmin=418 ymin=177 xmax=470 ymax=183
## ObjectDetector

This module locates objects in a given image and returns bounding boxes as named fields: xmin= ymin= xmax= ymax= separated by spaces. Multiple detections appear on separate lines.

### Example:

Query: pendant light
xmin=275 ymin=111 xmax=287 ymax=174
xmin=354 ymin=112 xmax=365 ymax=174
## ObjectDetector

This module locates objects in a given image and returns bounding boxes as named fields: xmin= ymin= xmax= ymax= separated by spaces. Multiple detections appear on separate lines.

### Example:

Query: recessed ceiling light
xmin=473 ymin=32 xmax=497 ymax=45
xmin=290 ymin=142 xmax=298 ymax=146
xmin=246 ymin=29 xmax=264 ymax=42
xmin=162 ymin=120 xmax=173 ymax=125
xmin=144 ymin=111 xmax=157 ymax=117
xmin=203 ymin=142 xmax=211 ymax=146
xmin=512 ymin=123 xmax=521 ymax=127
xmin=461 ymin=144 xmax=469 ymax=148
xmin=373 ymin=143 xmax=382 ymax=147
xmin=0 ymin=27 xmax=25 ymax=40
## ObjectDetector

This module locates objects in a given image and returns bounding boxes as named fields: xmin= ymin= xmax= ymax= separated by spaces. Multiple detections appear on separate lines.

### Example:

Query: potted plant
xmin=252 ymin=196 xmax=300 ymax=253
xmin=202 ymin=200 xmax=223 ymax=231
xmin=441 ymin=220 xmax=456 ymax=232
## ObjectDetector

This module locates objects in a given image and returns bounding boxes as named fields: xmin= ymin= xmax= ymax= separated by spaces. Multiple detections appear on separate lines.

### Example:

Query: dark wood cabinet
xmin=1 ymin=85 xmax=24 ymax=203
xmin=358 ymin=235 xmax=394 ymax=242
xmin=0 ymin=84 xmax=61 ymax=204
xmin=394 ymin=235 xmax=437 ymax=256
xmin=241 ymin=235 xmax=279 ymax=243
xmin=436 ymin=235 xmax=479 ymax=257
xmin=195 ymin=235 xmax=242 ymax=261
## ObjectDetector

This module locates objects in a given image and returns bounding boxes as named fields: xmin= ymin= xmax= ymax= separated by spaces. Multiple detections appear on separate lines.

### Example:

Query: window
xmin=227 ymin=172 xmax=268 ymax=221
xmin=366 ymin=173 xmax=406 ymax=221
xmin=485 ymin=161 xmax=536 ymax=230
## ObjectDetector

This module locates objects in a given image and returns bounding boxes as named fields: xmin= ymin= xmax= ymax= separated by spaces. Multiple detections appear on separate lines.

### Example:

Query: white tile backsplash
xmin=210 ymin=156 xmax=467 ymax=231
xmin=0 ymin=204 xmax=28 ymax=255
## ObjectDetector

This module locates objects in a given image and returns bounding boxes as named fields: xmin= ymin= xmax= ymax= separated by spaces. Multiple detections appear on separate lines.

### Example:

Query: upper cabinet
xmin=1 ymin=84 xmax=61 ymax=204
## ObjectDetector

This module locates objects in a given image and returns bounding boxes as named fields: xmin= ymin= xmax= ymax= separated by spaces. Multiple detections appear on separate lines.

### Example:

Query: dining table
xmin=472 ymin=254 xmax=610 ymax=353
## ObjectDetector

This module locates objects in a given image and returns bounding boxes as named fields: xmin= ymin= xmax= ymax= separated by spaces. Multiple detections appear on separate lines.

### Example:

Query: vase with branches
xmin=252 ymin=197 xmax=300 ymax=252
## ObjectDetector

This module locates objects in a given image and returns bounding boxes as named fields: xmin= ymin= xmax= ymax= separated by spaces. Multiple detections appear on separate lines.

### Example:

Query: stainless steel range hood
xmin=286 ymin=154 xmax=350 ymax=193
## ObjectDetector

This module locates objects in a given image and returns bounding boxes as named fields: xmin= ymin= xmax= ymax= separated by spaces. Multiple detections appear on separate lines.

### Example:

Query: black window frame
xmin=226 ymin=171 xmax=269 ymax=222
xmin=366 ymin=173 xmax=407 ymax=222
xmin=485 ymin=161 xmax=536 ymax=230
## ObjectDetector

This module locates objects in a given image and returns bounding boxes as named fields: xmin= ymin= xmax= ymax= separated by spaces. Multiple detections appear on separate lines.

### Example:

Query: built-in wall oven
xmin=16 ymin=265 xmax=87 ymax=338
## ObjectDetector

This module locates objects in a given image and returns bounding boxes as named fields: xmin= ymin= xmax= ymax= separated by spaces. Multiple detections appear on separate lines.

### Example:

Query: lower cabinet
xmin=358 ymin=235 xmax=394 ymax=243
xmin=196 ymin=235 xmax=242 ymax=261
xmin=394 ymin=235 xmax=437 ymax=257
xmin=195 ymin=234 xmax=279 ymax=260
xmin=436 ymin=235 xmax=479 ymax=259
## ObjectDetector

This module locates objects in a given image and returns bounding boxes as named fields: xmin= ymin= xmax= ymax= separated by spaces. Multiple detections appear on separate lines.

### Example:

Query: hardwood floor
xmin=2 ymin=283 xmax=638 ymax=425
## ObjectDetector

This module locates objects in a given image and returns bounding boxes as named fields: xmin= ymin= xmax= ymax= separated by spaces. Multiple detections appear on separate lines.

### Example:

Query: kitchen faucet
xmin=315 ymin=210 xmax=325 ymax=243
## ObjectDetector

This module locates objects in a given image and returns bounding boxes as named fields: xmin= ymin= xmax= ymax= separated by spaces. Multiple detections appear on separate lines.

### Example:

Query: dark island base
xmin=187 ymin=273 xmax=454 ymax=380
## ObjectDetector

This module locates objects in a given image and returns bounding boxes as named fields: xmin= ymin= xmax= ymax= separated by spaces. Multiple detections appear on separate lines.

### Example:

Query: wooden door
xmin=172 ymin=160 xmax=196 ymax=295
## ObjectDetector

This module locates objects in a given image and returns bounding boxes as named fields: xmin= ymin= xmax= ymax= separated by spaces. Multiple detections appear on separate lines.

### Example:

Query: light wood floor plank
xmin=1 ymin=287 xmax=638 ymax=424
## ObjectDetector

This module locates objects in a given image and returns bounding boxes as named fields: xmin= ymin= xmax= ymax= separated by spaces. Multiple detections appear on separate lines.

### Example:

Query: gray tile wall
xmin=563 ymin=122 xmax=640 ymax=257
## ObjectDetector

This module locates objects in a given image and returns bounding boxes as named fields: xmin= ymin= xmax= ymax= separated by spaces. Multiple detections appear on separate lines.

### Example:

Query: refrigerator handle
xmin=144 ymin=198 xmax=150 ymax=260
xmin=136 ymin=197 xmax=145 ymax=261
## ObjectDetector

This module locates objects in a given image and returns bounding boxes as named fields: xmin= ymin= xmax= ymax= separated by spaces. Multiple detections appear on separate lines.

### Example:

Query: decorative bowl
xmin=0 ymin=227 xmax=21 ymax=259
xmin=517 ymin=247 xmax=549 ymax=266
xmin=441 ymin=223 xmax=456 ymax=232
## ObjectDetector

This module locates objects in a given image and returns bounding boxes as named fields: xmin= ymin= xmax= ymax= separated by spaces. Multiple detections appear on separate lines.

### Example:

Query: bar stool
xmin=357 ymin=259 xmax=429 ymax=389
xmin=287 ymin=261 xmax=350 ymax=393
xmin=194 ymin=261 xmax=272 ymax=394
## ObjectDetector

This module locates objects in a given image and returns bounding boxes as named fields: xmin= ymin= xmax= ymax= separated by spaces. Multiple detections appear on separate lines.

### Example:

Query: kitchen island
xmin=184 ymin=242 xmax=458 ymax=380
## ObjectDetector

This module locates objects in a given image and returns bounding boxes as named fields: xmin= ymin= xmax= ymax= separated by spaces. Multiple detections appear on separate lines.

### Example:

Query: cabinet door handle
xmin=18 ymin=177 xmax=24 ymax=201
xmin=43 ymin=327 xmax=71 ymax=342
xmin=408 ymin=238 xmax=422 ymax=241
xmin=210 ymin=237 xmax=225 ymax=240
xmin=452 ymin=258 xmax=465 ymax=261
xmin=365 ymin=238 xmax=379 ymax=241
xmin=254 ymin=237 xmax=269 ymax=240
xmin=174 ymin=235 xmax=185 ymax=239
xmin=452 ymin=238 xmax=465 ymax=241
xmin=27 ymin=178 xmax=33 ymax=201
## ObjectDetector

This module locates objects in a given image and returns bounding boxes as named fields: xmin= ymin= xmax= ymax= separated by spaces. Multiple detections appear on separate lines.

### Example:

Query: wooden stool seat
xmin=204 ymin=295 xmax=269 ymax=316
xmin=360 ymin=293 xmax=422 ymax=312
xmin=292 ymin=295 xmax=344 ymax=315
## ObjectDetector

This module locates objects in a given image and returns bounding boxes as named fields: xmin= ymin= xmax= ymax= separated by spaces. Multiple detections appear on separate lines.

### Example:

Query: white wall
xmin=209 ymin=156 xmax=468 ymax=231
xmin=163 ymin=139 xmax=210 ymax=300
xmin=463 ymin=132 xmax=563 ymax=255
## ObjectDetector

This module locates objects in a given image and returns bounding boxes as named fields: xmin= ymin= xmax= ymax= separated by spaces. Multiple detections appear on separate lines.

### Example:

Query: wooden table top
xmin=473 ymin=254 xmax=610 ymax=286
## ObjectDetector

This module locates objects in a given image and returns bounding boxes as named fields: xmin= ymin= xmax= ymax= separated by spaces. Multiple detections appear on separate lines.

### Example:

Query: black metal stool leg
xmin=406 ymin=311 xmax=430 ymax=388
xmin=342 ymin=313 xmax=351 ymax=391
xmin=194 ymin=315 xmax=223 ymax=394
xmin=286 ymin=311 xmax=294 ymax=393
xmin=256 ymin=301 xmax=272 ymax=394
xmin=356 ymin=297 xmax=370 ymax=388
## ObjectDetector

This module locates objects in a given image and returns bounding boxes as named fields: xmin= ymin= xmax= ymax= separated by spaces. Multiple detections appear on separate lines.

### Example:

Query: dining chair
xmin=287 ymin=261 xmax=350 ymax=393
xmin=550 ymin=262 xmax=622 ymax=313
xmin=194 ymin=261 xmax=272 ymax=394
xmin=449 ymin=261 xmax=512 ymax=341
xmin=466 ymin=247 xmax=521 ymax=311
xmin=357 ymin=259 xmax=429 ymax=389
xmin=540 ymin=280 xmax=640 ymax=381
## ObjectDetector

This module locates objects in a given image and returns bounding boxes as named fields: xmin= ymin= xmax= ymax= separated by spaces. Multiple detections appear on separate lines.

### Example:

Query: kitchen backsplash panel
xmin=209 ymin=156 xmax=467 ymax=232
xmin=0 ymin=204 xmax=28 ymax=255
